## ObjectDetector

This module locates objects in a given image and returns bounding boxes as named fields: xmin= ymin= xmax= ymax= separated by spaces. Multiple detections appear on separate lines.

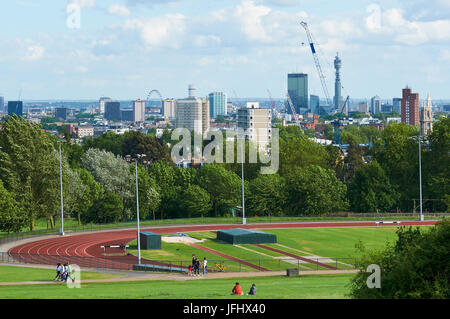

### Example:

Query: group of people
xmin=53 ymin=262 xmax=74 ymax=282
xmin=232 ymin=282 xmax=257 ymax=296
xmin=188 ymin=255 xmax=207 ymax=276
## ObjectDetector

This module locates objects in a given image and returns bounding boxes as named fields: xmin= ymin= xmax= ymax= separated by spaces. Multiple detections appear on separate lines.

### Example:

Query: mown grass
xmin=0 ymin=265 xmax=123 ymax=282
xmin=0 ymin=273 xmax=354 ymax=299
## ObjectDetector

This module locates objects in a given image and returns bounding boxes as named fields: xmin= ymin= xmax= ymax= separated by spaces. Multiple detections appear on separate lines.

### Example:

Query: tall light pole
xmin=418 ymin=137 xmax=424 ymax=222
xmin=240 ymin=135 xmax=246 ymax=225
xmin=57 ymin=139 xmax=65 ymax=235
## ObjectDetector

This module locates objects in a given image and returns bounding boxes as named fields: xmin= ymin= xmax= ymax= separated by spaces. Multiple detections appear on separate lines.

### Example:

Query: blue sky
xmin=0 ymin=0 xmax=449 ymax=100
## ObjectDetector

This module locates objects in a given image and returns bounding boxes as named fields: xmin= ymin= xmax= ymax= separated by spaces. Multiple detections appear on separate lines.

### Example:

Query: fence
xmin=0 ymin=252 xmax=356 ymax=273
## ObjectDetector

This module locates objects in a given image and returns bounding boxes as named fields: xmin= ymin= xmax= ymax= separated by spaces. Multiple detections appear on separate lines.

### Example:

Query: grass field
xmin=0 ymin=265 xmax=123 ymax=282
xmin=0 ymin=273 xmax=354 ymax=299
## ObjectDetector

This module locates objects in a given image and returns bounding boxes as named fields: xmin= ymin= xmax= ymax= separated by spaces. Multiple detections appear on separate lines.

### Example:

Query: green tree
xmin=147 ymin=161 xmax=177 ymax=219
xmin=75 ymin=168 xmax=104 ymax=225
xmin=179 ymin=184 xmax=212 ymax=218
xmin=349 ymin=221 xmax=450 ymax=298
xmin=0 ymin=180 xmax=26 ymax=233
xmin=82 ymin=191 xmax=123 ymax=224
xmin=195 ymin=164 xmax=241 ymax=216
xmin=0 ymin=115 xmax=60 ymax=231
xmin=246 ymin=174 xmax=287 ymax=217
xmin=122 ymin=131 xmax=172 ymax=163
xmin=348 ymin=160 xmax=399 ymax=212
xmin=82 ymin=132 xmax=125 ymax=156
xmin=284 ymin=165 xmax=348 ymax=215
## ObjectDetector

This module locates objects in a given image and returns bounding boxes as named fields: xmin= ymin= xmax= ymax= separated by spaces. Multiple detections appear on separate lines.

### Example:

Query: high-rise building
xmin=420 ymin=94 xmax=433 ymax=136
xmin=175 ymin=85 xmax=209 ymax=136
xmin=99 ymin=97 xmax=112 ymax=114
xmin=133 ymin=100 xmax=146 ymax=122
xmin=163 ymin=99 xmax=176 ymax=119
xmin=121 ymin=109 xmax=134 ymax=122
xmin=8 ymin=101 xmax=23 ymax=117
xmin=309 ymin=95 xmax=319 ymax=115
xmin=333 ymin=53 xmax=343 ymax=111
xmin=401 ymin=87 xmax=419 ymax=126
xmin=393 ymin=98 xmax=402 ymax=113
xmin=371 ymin=96 xmax=381 ymax=114
xmin=105 ymin=101 xmax=121 ymax=121
xmin=287 ymin=73 xmax=308 ymax=113
xmin=359 ymin=102 xmax=369 ymax=114
xmin=55 ymin=107 xmax=67 ymax=120
xmin=237 ymin=102 xmax=272 ymax=151
xmin=0 ymin=96 xmax=4 ymax=113
xmin=208 ymin=92 xmax=227 ymax=118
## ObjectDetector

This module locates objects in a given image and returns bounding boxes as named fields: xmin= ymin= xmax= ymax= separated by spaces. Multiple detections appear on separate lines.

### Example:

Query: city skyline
xmin=0 ymin=0 xmax=449 ymax=100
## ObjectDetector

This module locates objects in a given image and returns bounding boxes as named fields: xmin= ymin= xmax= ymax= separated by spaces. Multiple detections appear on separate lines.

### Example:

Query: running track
xmin=7 ymin=220 xmax=437 ymax=271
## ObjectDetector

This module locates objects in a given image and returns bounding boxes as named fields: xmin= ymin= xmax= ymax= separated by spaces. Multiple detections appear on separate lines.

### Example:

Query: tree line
xmin=0 ymin=115 xmax=448 ymax=233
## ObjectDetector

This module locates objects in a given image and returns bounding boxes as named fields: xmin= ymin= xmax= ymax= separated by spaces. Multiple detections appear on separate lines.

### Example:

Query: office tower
xmin=237 ymin=102 xmax=271 ymax=151
xmin=133 ymin=100 xmax=146 ymax=122
xmin=105 ymin=101 xmax=121 ymax=121
xmin=99 ymin=97 xmax=112 ymax=114
xmin=287 ymin=73 xmax=308 ymax=113
xmin=393 ymin=98 xmax=402 ymax=113
xmin=359 ymin=102 xmax=369 ymax=114
xmin=55 ymin=107 xmax=67 ymax=120
xmin=381 ymin=104 xmax=393 ymax=113
xmin=309 ymin=95 xmax=319 ymax=115
xmin=163 ymin=99 xmax=176 ymax=119
xmin=121 ymin=109 xmax=134 ymax=122
xmin=8 ymin=101 xmax=23 ymax=117
xmin=208 ymin=92 xmax=227 ymax=118
xmin=0 ymin=96 xmax=4 ymax=113
xmin=401 ymin=87 xmax=419 ymax=126
xmin=420 ymin=94 xmax=433 ymax=136
xmin=371 ymin=96 xmax=381 ymax=114
xmin=176 ymin=85 xmax=209 ymax=136
xmin=333 ymin=53 xmax=343 ymax=111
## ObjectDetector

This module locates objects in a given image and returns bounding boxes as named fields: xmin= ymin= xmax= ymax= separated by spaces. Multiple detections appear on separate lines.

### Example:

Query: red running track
xmin=7 ymin=220 xmax=437 ymax=270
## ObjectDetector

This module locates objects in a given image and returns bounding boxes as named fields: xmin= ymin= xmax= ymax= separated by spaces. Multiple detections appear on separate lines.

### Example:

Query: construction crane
xmin=333 ymin=95 xmax=350 ymax=145
xmin=300 ymin=21 xmax=332 ymax=110
xmin=286 ymin=92 xmax=302 ymax=131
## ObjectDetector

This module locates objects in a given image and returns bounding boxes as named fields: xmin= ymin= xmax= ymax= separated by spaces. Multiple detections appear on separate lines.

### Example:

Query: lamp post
xmin=57 ymin=139 xmax=65 ymax=235
xmin=412 ymin=136 xmax=425 ymax=222
xmin=239 ymin=134 xmax=246 ymax=225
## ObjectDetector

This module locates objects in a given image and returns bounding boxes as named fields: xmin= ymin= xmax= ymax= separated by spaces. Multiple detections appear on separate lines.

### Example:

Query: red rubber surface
xmin=8 ymin=220 xmax=437 ymax=270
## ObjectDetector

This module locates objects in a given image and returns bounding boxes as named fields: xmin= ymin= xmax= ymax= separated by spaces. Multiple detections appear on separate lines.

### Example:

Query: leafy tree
xmin=246 ymin=174 xmax=287 ymax=217
xmin=349 ymin=221 xmax=450 ymax=298
xmin=348 ymin=160 xmax=399 ymax=212
xmin=342 ymin=136 xmax=365 ymax=183
xmin=0 ymin=115 xmax=61 ymax=231
xmin=147 ymin=161 xmax=177 ymax=219
xmin=0 ymin=180 xmax=26 ymax=233
xmin=122 ymin=131 xmax=171 ymax=163
xmin=195 ymin=164 xmax=241 ymax=216
xmin=284 ymin=165 xmax=348 ymax=215
xmin=178 ymin=184 xmax=212 ymax=218
xmin=82 ymin=132 xmax=125 ymax=156
xmin=74 ymin=168 xmax=104 ymax=225
xmin=130 ymin=165 xmax=160 ymax=220
xmin=81 ymin=191 xmax=123 ymax=224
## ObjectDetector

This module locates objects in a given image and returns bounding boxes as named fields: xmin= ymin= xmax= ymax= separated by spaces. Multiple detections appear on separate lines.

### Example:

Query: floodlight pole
xmin=58 ymin=140 xmax=65 ymax=236
xmin=240 ymin=135 xmax=246 ymax=225
xmin=418 ymin=137 xmax=424 ymax=222
xmin=135 ymin=156 xmax=142 ymax=264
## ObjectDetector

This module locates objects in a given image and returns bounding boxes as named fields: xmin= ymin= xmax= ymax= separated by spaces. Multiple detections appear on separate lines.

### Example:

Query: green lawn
xmin=0 ymin=265 xmax=123 ymax=282
xmin=0 ymin=274 xmax=354 ymax=299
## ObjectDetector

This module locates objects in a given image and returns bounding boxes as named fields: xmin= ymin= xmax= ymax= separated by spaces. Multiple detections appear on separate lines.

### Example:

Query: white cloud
xmin=108 ymin=4 xmax=131 ymax=16
xmin=234 ymin=0 xmax=272 ymax=42
xmin=66 ymin=0 xmax=95 ymax=9
xmin=23 ymin=45 xmax=45 ymax=61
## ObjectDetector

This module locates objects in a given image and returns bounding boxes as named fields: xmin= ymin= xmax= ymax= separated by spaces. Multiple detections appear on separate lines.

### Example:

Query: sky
xmin=0 ymin=0 xmax=449 ymax=101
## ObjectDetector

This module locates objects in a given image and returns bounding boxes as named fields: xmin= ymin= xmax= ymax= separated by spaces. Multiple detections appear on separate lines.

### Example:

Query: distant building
xmin=371 ymin=96 xmax=381 ymax=114
xmin=66 ymin=124 xmax=94 ymax=138
xmin=99 ymin=97 xmax=112 ymax=114
xmin=288 ymin=73 xmax=308 ymax=114
xmin=333 ymin=53 xmax=344 ymax=111
xmin=175 ymin=85 xmax=210 ymax=136
xmin=162 ymin=99 xmax=176 ymax=119
xmin=401 ymin=87 xmax=419 ymax=126
xmin=309 ymin=95 xmax=319 ymax=115
xmin=208 ymin=92 xmax=227 ymax=118
xmin=0 ymin=96 xmax=4 ymax=113
xmin=133 ymin=100 xmax=146 ymax=122
xmin=381 ymin=104 xmax=393 ymax=113
xmin=420 ymin=94 xmax=433 ymax=136
xmin=393 ymin=98 xmax=402 ymax=113
xmin=105 ymin=101 xmax=121 ymax=122
xmin=55 ymin=107 xmax=67 ymax=121
xmin=121 ymin=109 xmax=134 ymax=122
xmin=237 ymin=102 xmax=271 ymax=151
xmin=7 ymin=101 xmax=23 ymax=117
xmin=358 ymin=102 xmax=369 ymax=114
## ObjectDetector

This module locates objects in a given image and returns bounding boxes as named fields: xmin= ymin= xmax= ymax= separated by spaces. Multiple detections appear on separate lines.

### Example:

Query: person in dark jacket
xmin=248 ymin=284 xmax=256 ymax=295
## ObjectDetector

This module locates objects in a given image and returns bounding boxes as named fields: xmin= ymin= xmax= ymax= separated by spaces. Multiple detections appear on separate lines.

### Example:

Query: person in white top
xmin=203 ymin=257 xmax=208 ymax=275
